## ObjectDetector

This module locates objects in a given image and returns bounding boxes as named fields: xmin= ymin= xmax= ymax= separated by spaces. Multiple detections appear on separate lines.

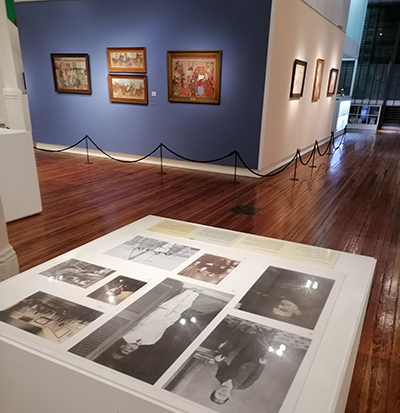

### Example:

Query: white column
xmin=0 ymin=195 xmax=19 ymax=282
xmin=0 ymin=0 xmax=26 ymax=130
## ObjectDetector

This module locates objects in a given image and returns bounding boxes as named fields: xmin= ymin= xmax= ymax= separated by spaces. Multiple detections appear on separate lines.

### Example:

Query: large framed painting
xmin=51 ymin=54 xmax=91 ymax=94
xmin=312 ymin=58 xmax=325 ymax=102
xmin=327 ymin=68 xmax=339 ymax=97
xmin=107 ymin=47 xmax=147 ymax=73
xmin=290 ymin=59 xmax=307 ymax=99
xmin=167 ymin=50 xmax=221 ymax=104
xmin=108 ymin=74 xmax=148 ymax=104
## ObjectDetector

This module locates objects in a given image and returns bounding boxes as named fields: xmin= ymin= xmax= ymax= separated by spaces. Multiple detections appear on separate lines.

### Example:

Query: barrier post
xmin=158 ymin=144 xmax=166 ymax=175
xmin=327 ymin=132 xmax=334 ymax=155
xmin=290 ymin=150 xmax=300 ymax=181
xmin=85 ymin=136 xmax=92 ymax=164
xmin=309 ymin=142 xmax=317 ymax=168
xmin=232 ymin=152 xmax=239 ymax=184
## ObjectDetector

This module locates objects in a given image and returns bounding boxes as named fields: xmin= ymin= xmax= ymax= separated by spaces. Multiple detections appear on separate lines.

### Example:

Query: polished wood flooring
xmin=6 ymin=130 xmax=400 ymax=413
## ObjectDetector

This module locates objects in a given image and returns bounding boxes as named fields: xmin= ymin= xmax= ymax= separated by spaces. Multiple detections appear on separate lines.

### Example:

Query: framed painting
xmin=108 ymin=74 xmax=148 ymax=104
xmin=290 ymin=59 xmax=307 ymax=99
xmin=167 ymin=50 xmax=221 ymax=104
xmin=327 ymin=68 xmax=339 ymax=97
xmin=312 ymin=58 xmax=325 ymax=102
xmin=51 ymin=54 xmax=91 ymax=94
xmin=107 ymin=47 xmax=147 ymax=73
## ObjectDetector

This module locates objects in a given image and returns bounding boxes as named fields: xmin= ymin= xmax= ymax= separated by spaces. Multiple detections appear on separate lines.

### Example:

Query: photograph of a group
xmin=236 ymin=266 xmax=335 ymax=330
xmin=39 ymin=258 xmax=115 ymax=289
xmin=178 ymin=254 xmax=241 ymax=285
xmin=105 ymin=235 xmax=200 ymax=271
xmin=69 ymin=278 xmax=232 ymax=384
xmin=87 ymin=276 xmax=146 ymax=306
xmin=165 ymin=314 xmax=311 ymax=413
xmin=0 ymin=291 xmax=102 ymax=344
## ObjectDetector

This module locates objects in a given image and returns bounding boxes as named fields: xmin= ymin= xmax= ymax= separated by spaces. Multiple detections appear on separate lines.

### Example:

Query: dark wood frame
xmin=327 ymin=68 xmax=339 ymax=97
xmin=312 ymin=58 xmax=325 ymax=102
xmin=167 ymin=50 xmax=221 ymax=104
xmin=107 ymin=47 xmax=147 ymax=73
xmin=108 ymin=74 xmax=148 ymax=104
xmin=290 ymin=59 xmax=307 ymax=99
xmin=51 ymin=53 xmax=91 ymax=94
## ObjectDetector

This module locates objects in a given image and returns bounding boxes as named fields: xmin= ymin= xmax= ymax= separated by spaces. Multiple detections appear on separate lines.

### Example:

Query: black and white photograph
xmin=105 ymin=235 xmax=200 ymax=271
xmin=178 ymin=254 xmax=241 ymax=285
xmin=236 ymin=266 xmax=335 ymax=330
xmin=87 ymin=276 xmax=147 ymax=306
xmin=39 ymin=258 xmax=115 ymax=289
xmin=69 ymin=278 xmax=232 ymax=385
xmin=165 ymin=314 xmax=311 ymax=413
xmin=0 ymin=291 xmax=103 ymax=344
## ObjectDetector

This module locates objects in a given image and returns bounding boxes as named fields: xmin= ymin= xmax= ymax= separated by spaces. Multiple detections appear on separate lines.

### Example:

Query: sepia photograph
xmin=105 ymin=235 xmax=200 ymax=271
xmin=236 ymin=266 xmax=335 ymax=330
xmin=0 ymin=291 xmax=103 ymax=344
xmin=87 ymin=275 xmax=147 ymax=306
xmin=39 ymin=258 xmax=115 ymax=289
xmin=165 ymin=314 xmax=311 ymax=413
xmin=69 ymin=278 xmax=232 ymax=385
xmin=178 ymin=253 xmax=241 ymax=285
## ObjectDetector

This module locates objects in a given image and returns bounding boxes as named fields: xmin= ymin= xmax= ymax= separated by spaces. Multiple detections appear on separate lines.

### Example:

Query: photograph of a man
xmin=210 ymin=338 xmax=268 ymax=404
xmin=165 ymin=315 xmax=311 ymax=413
xmin=237 ymin=266 xmax=335 ymax=330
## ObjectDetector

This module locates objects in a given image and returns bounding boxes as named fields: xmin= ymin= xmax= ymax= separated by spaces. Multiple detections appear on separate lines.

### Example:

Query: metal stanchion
xmin=309 ymin=142 xmax=317 ymax=168
xmin=233 ymin=152 xmax=239 ymax=184
xmin=158 ymin=144 xmax=166 ymax=175
xmin=85 ymin=136 xmax=92 ymax=164
xmin=290 ymin=150 xmax=300 ymax=181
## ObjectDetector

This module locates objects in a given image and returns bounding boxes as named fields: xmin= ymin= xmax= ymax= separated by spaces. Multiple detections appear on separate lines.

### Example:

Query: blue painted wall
xmin=15 ymin=0 xmax=271 ymax=168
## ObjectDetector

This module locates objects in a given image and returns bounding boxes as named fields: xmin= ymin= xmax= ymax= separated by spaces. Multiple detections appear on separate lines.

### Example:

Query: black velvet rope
xmin=34 ymin=130 xmax=346 ymax=179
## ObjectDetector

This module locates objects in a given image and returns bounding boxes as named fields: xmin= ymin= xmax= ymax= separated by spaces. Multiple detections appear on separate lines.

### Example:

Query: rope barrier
xmin=34 ymin=129 xmax=346 ymax=183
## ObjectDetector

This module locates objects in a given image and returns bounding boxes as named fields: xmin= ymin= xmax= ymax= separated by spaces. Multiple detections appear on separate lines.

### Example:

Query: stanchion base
xmin=232 ymin=181 xmax=240 ymax=185
xmin=158 ymin=172 xmax=166 ymax=175
xmin=309 ymin=165 xmax=317 ymax=168
xmin=290 ymin=178 xmax=299 ymax=181
xmin=85 ymin=161 xmax=92 ymax=165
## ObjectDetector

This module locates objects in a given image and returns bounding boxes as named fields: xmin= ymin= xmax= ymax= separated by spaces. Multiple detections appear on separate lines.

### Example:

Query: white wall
xmin=302 ymin=0 xmax=351 ymax=30
xmin=258 ymin=0 xmax=346 ymax=170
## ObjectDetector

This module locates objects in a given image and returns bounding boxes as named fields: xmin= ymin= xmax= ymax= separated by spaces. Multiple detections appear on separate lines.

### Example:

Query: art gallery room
xmin=1 ymin=0 xmax=400 ymax=412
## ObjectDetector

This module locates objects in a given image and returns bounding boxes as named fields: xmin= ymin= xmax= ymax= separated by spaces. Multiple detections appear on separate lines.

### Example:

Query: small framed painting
xmin=327 ymin=68 xmax=339 ymax=97
xmin=167 ymin=50 xmax=221 ymax=104
xmin=107 ymin=47 xmax=147 ymax=73
xmin=108 ymin=74 xmax=148 ymax=104
xmin=290 ymin=59 xmax=307 ymax=99
xmin=312 ymin=58 xmax=325 ymax=102
xmin=51 ymin=53 xmax=91 ymax=94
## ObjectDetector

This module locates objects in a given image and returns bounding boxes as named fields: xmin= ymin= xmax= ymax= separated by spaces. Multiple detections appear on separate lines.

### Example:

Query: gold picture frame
xmin=167 ymin=50 xmax=221 ymax=104
xmin=107 ymin=47 xmax=147 ymax=73
xmin=108 ymin=74 xmax=148 ymax=104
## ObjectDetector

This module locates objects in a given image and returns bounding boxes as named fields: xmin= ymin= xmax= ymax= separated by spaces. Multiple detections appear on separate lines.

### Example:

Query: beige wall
xmin=258 ymin=0 xmax=346 ymax=170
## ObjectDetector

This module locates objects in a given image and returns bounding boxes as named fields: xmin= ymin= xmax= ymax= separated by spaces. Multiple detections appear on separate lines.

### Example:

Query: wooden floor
xmin=6 ymin=130 xmax=400 ymax=413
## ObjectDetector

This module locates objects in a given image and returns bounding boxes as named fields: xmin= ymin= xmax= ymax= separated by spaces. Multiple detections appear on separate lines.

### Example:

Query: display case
xmin=347 ymin=104 xmax=381 ymax=130
xmin=0 ymin=216 xmax=376 ymax=413
xmin=332 ymin=96 xmax=351 ymax=137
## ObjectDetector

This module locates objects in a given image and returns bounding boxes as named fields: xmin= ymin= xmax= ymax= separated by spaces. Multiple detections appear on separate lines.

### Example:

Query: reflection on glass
xmin=180 ymin=318 xmax=186 ymax=325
